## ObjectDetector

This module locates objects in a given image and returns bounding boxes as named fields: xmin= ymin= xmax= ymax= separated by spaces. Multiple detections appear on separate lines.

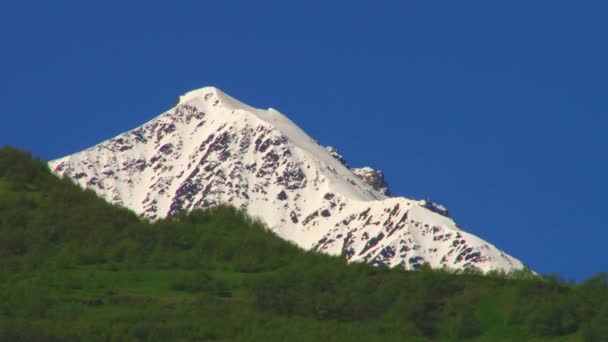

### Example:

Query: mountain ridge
xmin=49 ymin=86 xmax=525 ymax=273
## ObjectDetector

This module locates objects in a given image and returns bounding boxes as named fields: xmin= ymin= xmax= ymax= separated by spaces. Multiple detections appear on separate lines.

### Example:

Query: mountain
xmin=49 ymin=86 xmax=524 ymax=273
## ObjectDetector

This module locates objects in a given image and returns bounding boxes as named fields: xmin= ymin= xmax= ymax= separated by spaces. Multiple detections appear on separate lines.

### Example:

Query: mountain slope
xmin=4 ymin=147 xmax=603 ymax=341
xmin=50 ymin=86 xmax=524 ymax=272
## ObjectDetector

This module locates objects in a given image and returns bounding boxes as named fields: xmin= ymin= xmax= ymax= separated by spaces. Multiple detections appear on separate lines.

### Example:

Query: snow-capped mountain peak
xmin=178 ymin=86 xmax=253 ymax=111
xmin=49 ymin=86 xmax=525 ymax=273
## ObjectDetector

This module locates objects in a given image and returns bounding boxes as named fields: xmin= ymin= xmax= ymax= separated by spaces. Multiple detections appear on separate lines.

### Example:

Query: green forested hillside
xmin=0 ymin=146 xmax=606 ymax=341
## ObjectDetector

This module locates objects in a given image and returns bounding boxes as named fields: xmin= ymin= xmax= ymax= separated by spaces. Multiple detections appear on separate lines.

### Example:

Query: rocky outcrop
xmin=352 ymin=167 xmax=391 ymax=196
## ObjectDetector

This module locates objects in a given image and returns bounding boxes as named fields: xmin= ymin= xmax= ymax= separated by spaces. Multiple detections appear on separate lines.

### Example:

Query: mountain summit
xmin=50 ymin=86 xmax=525 ymax=272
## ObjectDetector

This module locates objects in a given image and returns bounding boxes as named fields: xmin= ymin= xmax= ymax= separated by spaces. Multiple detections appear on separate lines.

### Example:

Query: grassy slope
xmin=0 ymin=147 xmax=606 ymax=341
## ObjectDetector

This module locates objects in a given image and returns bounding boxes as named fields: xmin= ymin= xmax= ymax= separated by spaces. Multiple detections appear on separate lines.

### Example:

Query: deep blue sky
xmin=1 ymin=1 xmax=606 ymax=282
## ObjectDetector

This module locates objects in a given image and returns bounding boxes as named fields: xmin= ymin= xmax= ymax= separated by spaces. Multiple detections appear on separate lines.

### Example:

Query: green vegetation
xmin=0 ymin=146 xmax=606 ymax=341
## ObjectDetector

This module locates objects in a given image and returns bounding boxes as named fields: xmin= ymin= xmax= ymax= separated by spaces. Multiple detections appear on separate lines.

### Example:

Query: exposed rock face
xmin=49 ymin=86 xmax=525 ymax=273
xmin=324 ymin=146 xmax=349 ymax=167
xmin=352 ymin=167 xmax=391 ymax=196
xmin=420 ymin=199 xmax=450 ymax=217
xmin=324 ymin=146 xmax=391 ymax=196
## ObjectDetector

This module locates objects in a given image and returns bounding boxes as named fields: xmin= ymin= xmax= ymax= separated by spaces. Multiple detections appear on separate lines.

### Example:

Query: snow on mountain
xmin=49 ymin=86 xmax=525 ymax=272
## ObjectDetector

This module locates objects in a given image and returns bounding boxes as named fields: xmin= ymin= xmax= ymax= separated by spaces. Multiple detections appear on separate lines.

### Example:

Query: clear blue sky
xmin=1 ymin=1 xmax=606 ymax=282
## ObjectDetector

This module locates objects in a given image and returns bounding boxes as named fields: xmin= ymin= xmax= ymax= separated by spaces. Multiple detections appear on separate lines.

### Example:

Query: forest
xmin=0 ymin=146 xmax=607 ymax=341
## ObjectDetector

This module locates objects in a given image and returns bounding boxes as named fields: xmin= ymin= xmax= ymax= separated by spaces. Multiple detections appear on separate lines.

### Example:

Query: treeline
xmin=0 ymin=146 xmax=607 ymax=341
